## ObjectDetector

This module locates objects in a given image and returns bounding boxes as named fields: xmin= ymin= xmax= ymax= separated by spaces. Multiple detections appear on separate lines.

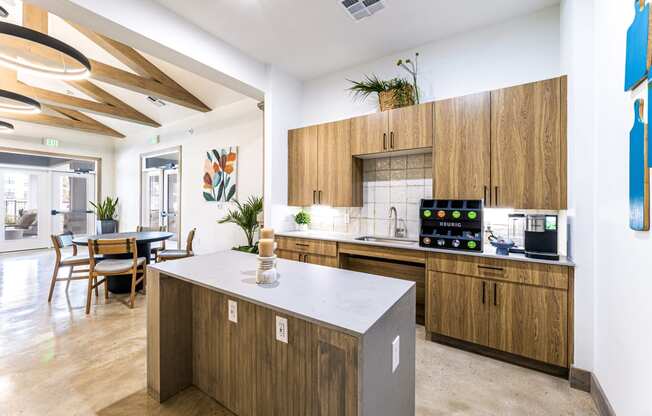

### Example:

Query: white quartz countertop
xmin=276 ymin=231 xmax=575 ymax=267
xmin=149 ymin=250 xmax=414 ymax=336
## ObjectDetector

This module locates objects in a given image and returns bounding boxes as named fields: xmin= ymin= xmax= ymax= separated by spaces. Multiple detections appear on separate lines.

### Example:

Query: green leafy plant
xmin=90 ymin=196 xmax=119 ymax=220
xmin=347 ymin=75 xmax=415 ymax=108
xmin=294 ymin=210 xmax=311 ymax=225
xmin=218 ymin=195 xmax=263 ymax=247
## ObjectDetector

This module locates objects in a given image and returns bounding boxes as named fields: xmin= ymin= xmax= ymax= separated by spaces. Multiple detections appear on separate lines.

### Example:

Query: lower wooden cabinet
xmin=277 ymin=237 xmax=339 ymax=267
xmin=489 ymin=280 xmax=567 ymax=366
xmin=428 ymin=272 xmax=489 ymax=346
xmin=426 ymin=254 xmax=572 ymax=368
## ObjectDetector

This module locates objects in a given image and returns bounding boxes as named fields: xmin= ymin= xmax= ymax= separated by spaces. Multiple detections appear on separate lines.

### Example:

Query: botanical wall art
xmin=203 ymin=147 xmax=238 ymax=202
xmin=625 ymin=0 xmax=651 ymax=231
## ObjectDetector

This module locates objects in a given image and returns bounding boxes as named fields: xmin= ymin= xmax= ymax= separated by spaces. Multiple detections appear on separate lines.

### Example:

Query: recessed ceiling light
xmin=0 ymin=120 xmax=14 ymax=132
xmin=0 ymin=21 xmax=91 ymax=80
xmin=147 ymin=96 xmax=166 ymax=107
xmin=0 ymin=89 xmax=41 ymax=114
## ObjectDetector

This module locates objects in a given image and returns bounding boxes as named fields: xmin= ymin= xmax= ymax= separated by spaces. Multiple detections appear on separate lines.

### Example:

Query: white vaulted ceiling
xmin=154 ymin=0 xmax=560 ymax=80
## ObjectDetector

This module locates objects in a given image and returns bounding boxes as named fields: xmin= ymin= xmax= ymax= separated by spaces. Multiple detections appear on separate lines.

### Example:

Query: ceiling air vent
xmin=147 ymin=96 xmax=166 ymax=107
xmin=340 ymin=0 xmax=385 ymax=21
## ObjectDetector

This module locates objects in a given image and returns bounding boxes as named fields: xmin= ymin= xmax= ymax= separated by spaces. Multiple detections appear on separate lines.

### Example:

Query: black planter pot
xmin=96 ymin=219 xmax=118 ymax=234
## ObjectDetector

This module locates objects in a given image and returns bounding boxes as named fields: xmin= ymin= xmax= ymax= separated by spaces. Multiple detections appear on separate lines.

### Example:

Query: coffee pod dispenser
xmin=419 ymin=199 xmax=483 ymax=252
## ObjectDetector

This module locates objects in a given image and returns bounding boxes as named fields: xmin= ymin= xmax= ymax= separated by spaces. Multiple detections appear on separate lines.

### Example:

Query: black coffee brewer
xmin=524 ymin=214 xmax=559 ymax=261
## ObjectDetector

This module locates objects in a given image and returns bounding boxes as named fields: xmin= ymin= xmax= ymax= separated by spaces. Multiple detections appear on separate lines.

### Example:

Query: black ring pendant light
xmin=0 ymin=6 xmax=8 ymax=19
xmin=0 ymin=21 xmax=91 ymax=80
xmin=0 ymin=89 xmax=41 ymax=114
xmin=0 ymin=120 xmax=14 ymax=132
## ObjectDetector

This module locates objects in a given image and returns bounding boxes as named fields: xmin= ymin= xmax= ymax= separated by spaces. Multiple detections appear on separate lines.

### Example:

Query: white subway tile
xmin=407 ymin=186 xmax=425 ymax=203
xmin=390 ymin=187 xmax=407 ymax=203
xmin=374 ymin=219 xmax=390 ymax=236
xmin=375 ymin=187 xmax=390 ymax=203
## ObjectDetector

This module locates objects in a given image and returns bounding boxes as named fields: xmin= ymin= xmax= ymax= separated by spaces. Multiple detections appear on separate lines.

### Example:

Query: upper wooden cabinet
xmin=288 ymin=125 xmax=318 ymax=207
xmin=288 ymin=120 xmax=362 ymax=207
xmin=491 ymin=77 xmax=566 ymax=209
xmin=351 ymin=103 xmax=433 ymax=156
xmin=433 ymin=92 xmax=491 ymax=202
xmin=351 ymin=111 xmax=387 ymax=155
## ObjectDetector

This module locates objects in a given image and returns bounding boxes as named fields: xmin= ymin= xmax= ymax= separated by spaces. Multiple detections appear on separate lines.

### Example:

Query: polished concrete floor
xmin=0 ymin=249 xmax=597 ymax=415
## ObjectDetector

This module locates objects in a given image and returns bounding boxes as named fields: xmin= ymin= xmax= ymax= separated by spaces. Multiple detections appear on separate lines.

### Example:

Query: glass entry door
xmin=141 ymin=149 xmax=180 ymax=248
xmin=0 ymin=169 xmax=50 ymax=251
xmin=51 ymin=172 xmax=96 ymax=236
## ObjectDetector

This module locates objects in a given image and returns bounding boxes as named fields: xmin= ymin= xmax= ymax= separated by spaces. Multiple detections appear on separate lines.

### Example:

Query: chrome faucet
xmin=389 ymin=206 xmax=407 ymax=238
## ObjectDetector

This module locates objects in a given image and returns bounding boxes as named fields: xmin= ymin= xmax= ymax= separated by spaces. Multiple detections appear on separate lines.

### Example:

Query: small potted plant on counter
xmin=218 ymin=195 xmax=263 ymax=253
xmin=294 ymin=210 xmax=311 ymax=232
xmin=90 ymin=196 xmax=119 ymax=234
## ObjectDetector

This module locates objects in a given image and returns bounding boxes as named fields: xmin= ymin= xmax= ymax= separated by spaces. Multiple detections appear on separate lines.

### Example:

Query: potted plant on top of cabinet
xmin=90 ymin=196 xmax=119 ymax=234
xmin=347 ymin=75 xmax=415 ymax=111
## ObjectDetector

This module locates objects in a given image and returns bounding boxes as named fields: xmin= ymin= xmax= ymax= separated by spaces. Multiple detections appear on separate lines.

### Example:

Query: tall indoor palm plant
xmin=218 ymin=196 xmax=263 ymax=251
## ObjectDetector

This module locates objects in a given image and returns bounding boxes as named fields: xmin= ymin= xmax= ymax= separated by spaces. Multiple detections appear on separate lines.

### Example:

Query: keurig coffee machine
xmin=524 ymin=214 xmax=559 ymax=261
xmin=419 ymin=199 xmax=483 ymax=252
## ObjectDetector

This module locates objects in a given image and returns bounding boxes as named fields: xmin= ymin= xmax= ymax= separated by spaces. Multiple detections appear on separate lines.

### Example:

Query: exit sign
xmin=43 ymin=138 xmax=59 ymax=147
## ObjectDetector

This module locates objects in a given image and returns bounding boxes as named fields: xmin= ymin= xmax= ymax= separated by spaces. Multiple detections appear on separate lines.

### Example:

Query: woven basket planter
xmin=379 ymin=84 xmax=416 ymax=111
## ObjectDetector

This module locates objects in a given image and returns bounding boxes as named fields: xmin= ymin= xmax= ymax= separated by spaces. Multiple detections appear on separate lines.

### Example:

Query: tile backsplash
xmin=287 ymin=151 xmax=567 ymax=255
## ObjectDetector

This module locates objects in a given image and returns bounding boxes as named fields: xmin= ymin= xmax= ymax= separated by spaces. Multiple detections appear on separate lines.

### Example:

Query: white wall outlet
xmin=275 ymin=316 xmax=288 ymax=343
xmin=392 ymin=335 xmax=400 ymax=373
xmin=228 ymin=300 xmax=238 ymax=323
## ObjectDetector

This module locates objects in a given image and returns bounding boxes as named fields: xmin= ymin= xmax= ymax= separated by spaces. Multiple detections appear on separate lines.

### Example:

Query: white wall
xmin=299 ymin=6 xmax=562 ymax=127
xmin=590 ymin=0 xmax=652 ymax=414
xmin=560 ymin=0 xmax=597 ymax=373
xmin=114 ymin=99 xmax=263 ymax=254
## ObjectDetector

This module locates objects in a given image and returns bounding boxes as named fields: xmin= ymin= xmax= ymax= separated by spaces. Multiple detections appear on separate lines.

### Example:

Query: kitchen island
xmin=147 ymin=250 xmax=415 ymax=416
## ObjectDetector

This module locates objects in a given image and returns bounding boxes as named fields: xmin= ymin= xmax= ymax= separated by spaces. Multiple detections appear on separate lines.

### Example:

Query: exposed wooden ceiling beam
xmin=68 ymin=22 xmax=211 ymax=113
xmin=0 ymin=106 xmax=125 ymax=138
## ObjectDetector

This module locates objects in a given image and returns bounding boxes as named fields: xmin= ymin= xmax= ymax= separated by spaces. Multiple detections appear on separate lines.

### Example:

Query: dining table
xmin=73 ymin=231 xmax=174 ymax=293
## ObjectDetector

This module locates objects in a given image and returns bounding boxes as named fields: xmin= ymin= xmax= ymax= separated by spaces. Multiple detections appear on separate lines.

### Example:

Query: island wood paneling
xmin=434 ymin=92 xmax=491 ymax=202
xmin=147 ymin=270 xmax=193 ymax=402
xmin=288 ymin=126 xmax=319 ymax=206
xmin=491 ymin=78 xmax=563 ymax=209
xmin=149 ymin=271 xmax=362 ymax=414
xmin=489 ymin=281 xmax=568 ymax=367
xmin=388 ymin=102 xmax=433 ymax=151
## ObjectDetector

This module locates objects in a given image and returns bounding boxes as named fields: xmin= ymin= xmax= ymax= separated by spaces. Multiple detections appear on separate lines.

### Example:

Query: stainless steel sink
xmin=355 ymin=236 xmax=418 ymax=245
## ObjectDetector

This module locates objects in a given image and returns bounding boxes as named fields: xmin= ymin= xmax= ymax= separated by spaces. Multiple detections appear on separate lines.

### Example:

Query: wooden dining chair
xmin=157 ymin=228 xmax=195 ymax=262
xmin=136 ymin=225 xmax=167 ymax=261
xmin=48 ymin=232 xmax=100 ymax=302
xmin=86 ymin=238 xmax=146 ymax=314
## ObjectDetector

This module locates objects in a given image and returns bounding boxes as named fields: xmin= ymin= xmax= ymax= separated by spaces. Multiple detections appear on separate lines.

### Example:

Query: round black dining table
xmin=73 ymin=231 xmax=174 ymax=294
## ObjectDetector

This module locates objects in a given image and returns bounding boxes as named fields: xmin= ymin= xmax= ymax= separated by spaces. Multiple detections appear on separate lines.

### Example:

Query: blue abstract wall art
xmin=630 ymin=99 xmax=650 ymax=231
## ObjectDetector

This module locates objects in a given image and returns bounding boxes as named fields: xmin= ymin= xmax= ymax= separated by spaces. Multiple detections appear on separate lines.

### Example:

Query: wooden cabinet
xmin=351 ymin=111 xmax=387 ymax=155
xmin=288 ymin=121 xmax=362 ymax=207
xmin=351 ymin=103 xmax=433 ymax=156
xmin=433 ymin=92 xmax=491 ymax=202
xmin=489 ymin=281 xmax=567 ymax=367
xmin=491 ymin=77 xmax=566 ymax=209
xmin=277 ymin=237 xmax=339 ymax=268
xmin=426 ymin=252 xmax=573 ymax=369
xmin=428 ymin=272 xmax=489 ymax=346
xmin=288 ymin=126 xmax=318 ymax=207
xmin=388 ymin=103 xmax=433 ymax=151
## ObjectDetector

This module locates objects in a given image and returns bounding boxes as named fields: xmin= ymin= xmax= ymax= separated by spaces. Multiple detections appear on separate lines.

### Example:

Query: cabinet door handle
xmin=304 ymin=254 xmax=309 ymax=263
xmin=390 ymin=131 xmax=395 ymax=149
xmin=478 ymin=265 xmax=504 ymax=272
xmin=494 ymin=186 xmax=499 ymax=206
xmin=483 ymin=186 xmax=488 ymax=205
xmin=318 ymin=190 xmax=322 ymax=204
xmin=493 ymin=283 xmax=498 ymax=306
xmin=383 ymin=133 xmax=387 ymax=150
xmin=313 ymin=190 xmax=316 ymax=205
xmin=482 ymin=281 xmax=486 ymax=304
xmin=295 ymin=243 xmax=310 ymax=247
